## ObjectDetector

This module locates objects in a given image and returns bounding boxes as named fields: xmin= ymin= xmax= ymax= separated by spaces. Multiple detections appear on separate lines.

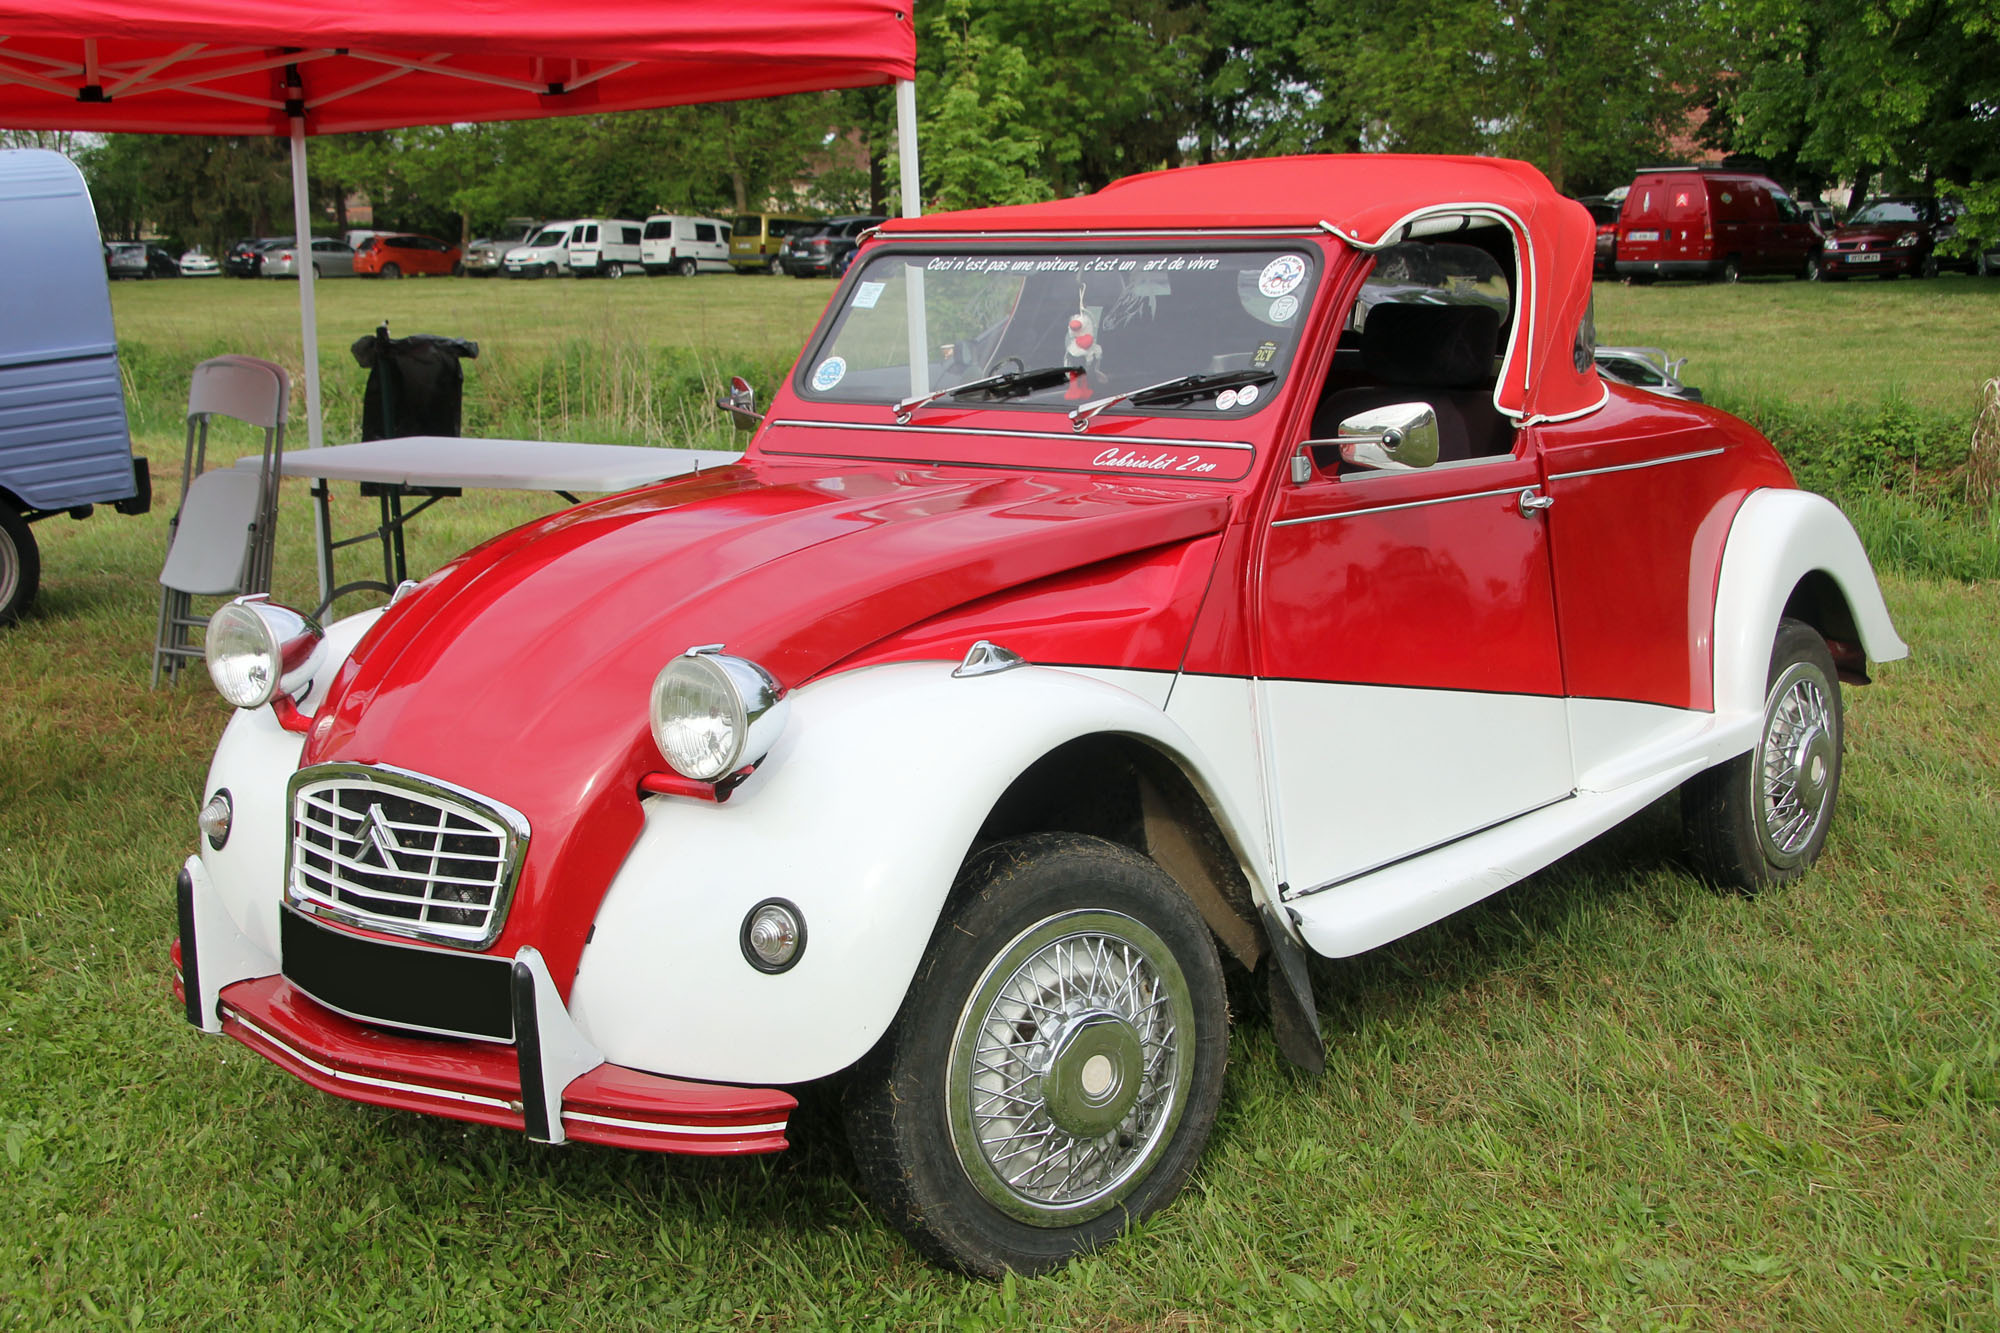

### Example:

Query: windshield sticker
xmin=1236 ymin=383 xmax=1261 ymax=407
xmin=1215 ymin=388 xmax=1240 ymax=410
xmin=1268 ymin=294 xmax=1299 ymax=323
xmin=852 ymin=280 xmax=886 ymax=310
xmin=811 ymin=357 xmax=848 ymax=392
xmin=1258 ymin=255 xmax=1307 ymax=297
xmin=1253 ymin=340 xmax=1280 ymax=367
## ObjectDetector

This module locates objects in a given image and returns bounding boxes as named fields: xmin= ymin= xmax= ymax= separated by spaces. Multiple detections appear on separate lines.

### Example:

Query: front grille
xmin=286 ymin=764 xmax=528 ymax=949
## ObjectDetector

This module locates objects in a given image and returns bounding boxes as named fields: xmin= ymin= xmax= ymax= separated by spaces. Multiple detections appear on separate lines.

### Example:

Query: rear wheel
xmin=675 ymin=257 xmax=698 ymax=277
xmin=380 ymin=262 xmax=401 ymax=280
xmin=767 ymin=254 xmax=783 ymax=275
xmin=1683 ymin=619 xmax=1844 ymax=890
xmin=1720 ymin=256 xmax=1743 ymax=283
xmin=604 ymin=261 xmax=624 ymax=279
xmin=845 ymin=833 xmax=1229 ymax=1276
xmin=0 ymin=504 xmax=39 ymax=628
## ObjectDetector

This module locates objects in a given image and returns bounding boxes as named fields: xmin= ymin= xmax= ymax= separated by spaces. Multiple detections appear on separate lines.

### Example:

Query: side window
xmin=1310 ymin=235 xmax=1518 ymax=470
xmin=695 ymin=223 xmax=717 ymax=243
xmin=622 ymin=226 xmax=641 ymax=246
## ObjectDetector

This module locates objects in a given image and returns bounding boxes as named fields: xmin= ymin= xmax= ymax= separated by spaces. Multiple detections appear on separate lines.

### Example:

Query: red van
xmin=1615 ymin=168 xmax=1819 ymax=283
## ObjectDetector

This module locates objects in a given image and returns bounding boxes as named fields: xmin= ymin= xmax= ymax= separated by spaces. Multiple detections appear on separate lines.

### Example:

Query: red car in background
xmin=354 ymin=233 xmax=462 ymax=278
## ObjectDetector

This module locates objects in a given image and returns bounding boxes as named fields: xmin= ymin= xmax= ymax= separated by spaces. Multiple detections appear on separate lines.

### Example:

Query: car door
xmin=1257 ymin=443 xmax=1573 ymax=892
xmin=314 ymin=238 xmax=353 ymax=277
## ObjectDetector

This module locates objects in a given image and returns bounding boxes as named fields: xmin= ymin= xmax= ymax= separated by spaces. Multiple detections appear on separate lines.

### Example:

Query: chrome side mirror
xmin=1329 ymin=403 xmax=1440 ymax=472
xmin=716 ymin=375 xmax=761 ymax=432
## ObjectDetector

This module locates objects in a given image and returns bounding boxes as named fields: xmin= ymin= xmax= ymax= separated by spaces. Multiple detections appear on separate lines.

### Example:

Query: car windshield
xmin=529 ymin=227 xmax=568 ymax=247
xmin=1848 ymin=200 xmax=1922 ymax=225
xmin=801 ymin=247 xmax=1320 ymax=417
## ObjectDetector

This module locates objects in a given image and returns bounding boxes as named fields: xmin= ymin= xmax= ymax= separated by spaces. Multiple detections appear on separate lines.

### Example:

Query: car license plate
xmin=1850 ymin=253 xmax=1881 ymax=263
xmin=1627 ymin=230 xmax=1659 ymax=242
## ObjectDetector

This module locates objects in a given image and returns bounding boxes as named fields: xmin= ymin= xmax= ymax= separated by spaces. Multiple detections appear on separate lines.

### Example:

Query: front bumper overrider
xmin=172 ymin=857 xmax=793 ymax=1155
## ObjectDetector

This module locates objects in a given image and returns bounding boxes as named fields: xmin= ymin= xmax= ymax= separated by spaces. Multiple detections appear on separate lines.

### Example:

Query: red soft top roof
xmin=0 ymin=1 xmax=915 ymax=134
xmin=881 ymin=155 xmax=1607 ymax=423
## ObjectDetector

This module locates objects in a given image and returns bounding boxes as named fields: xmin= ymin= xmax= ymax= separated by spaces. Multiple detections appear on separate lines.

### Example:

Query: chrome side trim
xmin=1547 ymin=447 xmax=1726 ymax=481
xmin=766 ymin=418 xmax=1254 ymax=451
xmin=1286 ymin=793 xmax=1575 ymax=899
xmin=225 ymin=1009 xmax=516 ymax=1111
xmin=561 ymin=1110 xmax=791 ymax=1136
xmin=1271 ymin=485 xmax=1525 ymax=528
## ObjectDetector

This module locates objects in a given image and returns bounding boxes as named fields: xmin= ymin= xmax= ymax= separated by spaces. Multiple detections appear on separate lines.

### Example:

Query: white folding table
xmin=241 ymin=436 xmax=743 ymax=614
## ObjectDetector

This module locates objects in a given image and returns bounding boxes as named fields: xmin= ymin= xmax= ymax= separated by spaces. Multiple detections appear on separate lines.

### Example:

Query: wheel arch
xmin=567 ymin=662 xmax=1280 ymax=1086
xmin=1710 ymin=488 xmax=1907 ymax=719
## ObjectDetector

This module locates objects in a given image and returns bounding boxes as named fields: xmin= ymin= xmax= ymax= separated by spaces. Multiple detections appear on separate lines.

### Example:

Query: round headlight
xmin=204 ymin=597 xmax=323 ymax=709
xmin=649 ymin=649 xmax=789 ymax=782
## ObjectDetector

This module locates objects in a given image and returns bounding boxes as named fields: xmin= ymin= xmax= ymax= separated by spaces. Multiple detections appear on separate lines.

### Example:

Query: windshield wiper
xmin=893 ymin=364 xmax=1075 ymax=423
xmin=1067 ymin=370 xmax=1278 ymax=432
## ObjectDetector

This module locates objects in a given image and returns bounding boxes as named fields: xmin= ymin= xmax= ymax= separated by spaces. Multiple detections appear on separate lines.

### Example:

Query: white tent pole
xmin=894 ymin=77 xmax=921 ymax=219
xmin=894 ymin=78 xmax=927 ymax=398
xmin=288 ymin=111 xmax=324 ymax=450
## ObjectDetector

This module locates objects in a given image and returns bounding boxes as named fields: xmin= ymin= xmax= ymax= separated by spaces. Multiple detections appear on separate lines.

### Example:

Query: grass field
xmin=2 ymin=273 xmax=1997 ymax=1330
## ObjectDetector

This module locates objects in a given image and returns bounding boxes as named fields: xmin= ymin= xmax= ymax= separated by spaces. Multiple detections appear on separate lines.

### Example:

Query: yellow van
xmin=729 ymin=213 xmax=816 ymax=273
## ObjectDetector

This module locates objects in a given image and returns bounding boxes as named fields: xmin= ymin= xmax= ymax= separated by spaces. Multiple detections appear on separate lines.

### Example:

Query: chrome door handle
xmin=1517 ymin=487 xmax=1554 ymax=518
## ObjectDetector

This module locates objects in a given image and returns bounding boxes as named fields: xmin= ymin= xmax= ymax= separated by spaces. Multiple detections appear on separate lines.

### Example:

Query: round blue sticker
xmin=811 ymin=357 xmax=848 ymax=392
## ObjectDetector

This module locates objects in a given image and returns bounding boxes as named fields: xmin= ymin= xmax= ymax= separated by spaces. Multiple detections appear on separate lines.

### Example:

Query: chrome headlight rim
xmin=648 ymin=647 xmax=789 ymax=782
xmin=204 ymin=596 xmax=324 ymax=710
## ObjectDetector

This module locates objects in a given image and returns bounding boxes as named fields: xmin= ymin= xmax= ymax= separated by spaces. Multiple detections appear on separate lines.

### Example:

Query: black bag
xmin=351 ymin=323 xmax=479 ymax=440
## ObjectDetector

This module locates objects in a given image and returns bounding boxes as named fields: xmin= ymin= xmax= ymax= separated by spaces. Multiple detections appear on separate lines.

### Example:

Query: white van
xmin=640 ymin=214 xmax=733 ymax=276
xmin=568 ymin=218 xmax=645 ymax=278
xmin=503 ymin=220 xmax=579 ymax=278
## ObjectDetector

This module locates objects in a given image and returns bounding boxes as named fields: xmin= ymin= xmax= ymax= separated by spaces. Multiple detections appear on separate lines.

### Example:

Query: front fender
xmin=566 ymin=661 xmax=1267 ymax=1086
xmin=1711 ymin=489 xmax=1907 ymax=718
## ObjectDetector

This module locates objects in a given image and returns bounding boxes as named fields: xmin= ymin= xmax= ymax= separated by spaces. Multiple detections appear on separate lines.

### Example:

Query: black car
xmin=224 ymin=236 xmax=289 ymax=278
xmin=781 ymin=215 xmax=888 ymax=277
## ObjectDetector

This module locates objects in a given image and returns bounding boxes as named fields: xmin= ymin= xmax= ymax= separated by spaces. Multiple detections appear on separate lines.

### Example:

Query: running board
xmin=1289 ymin=711 xmax=1759 ymax=959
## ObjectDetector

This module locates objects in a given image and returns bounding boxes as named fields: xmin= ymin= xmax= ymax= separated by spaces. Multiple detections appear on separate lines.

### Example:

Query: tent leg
xmin=289 ymin=116 xmax=324 ymax=450
xmin=894 ymin=78 xmax=927 ymax=399
xmin=894 ymin=78 xmax=921 ymax=219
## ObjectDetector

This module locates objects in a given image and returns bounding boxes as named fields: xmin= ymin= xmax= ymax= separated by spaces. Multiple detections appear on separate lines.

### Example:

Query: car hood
xmin=1831 ymin=224 xmax=1923 ymax=245
xmin=300 ymin=460 xmax=1230 ymax=986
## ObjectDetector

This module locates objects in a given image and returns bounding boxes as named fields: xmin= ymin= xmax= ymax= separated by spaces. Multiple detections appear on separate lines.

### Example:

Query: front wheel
xmin=0 ymin=504 xmax=39 ymax=627
xmin=845 ymin=833 xmax=1229 ymax=1276
xmin=380 ymin=262 xmax=401 ymax=280
xmin=1682 ymin=618 xmax=1844 ymax=889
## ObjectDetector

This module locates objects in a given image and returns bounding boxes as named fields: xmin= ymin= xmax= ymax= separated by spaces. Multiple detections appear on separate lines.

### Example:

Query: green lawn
xmin=1 ymin=274 xmax=1996 ymax=1330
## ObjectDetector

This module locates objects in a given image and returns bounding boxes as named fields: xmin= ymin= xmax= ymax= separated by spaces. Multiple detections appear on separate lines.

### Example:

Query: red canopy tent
xmin=0 ymin=2 xmax=921 ymax=444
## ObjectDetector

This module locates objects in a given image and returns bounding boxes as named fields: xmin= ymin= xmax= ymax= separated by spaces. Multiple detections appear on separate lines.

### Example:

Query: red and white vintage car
xmin=173 ymin=155 xmax=1906 ymax=1275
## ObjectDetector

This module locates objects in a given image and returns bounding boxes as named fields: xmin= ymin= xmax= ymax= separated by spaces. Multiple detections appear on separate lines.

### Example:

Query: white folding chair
xmin=152 ymin=355 xmax=291 ymax=687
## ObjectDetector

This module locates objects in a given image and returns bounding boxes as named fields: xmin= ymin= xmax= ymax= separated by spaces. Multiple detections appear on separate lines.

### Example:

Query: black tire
xmin=1720 ymin=256 xmax=1742 ymax=284
xmin=766 ymin=254 xmax=783 ymax=275
xmin=845 ymin=832 xmax=1229 ymax=1277
xmin=1805 ymin=256 xmax=1825 ymax=282
xmin=1682 ymin=619 xmax=1844 ymax=890
xmin=380 ymin=262 xmax=401 ymax=280
xmin=0 ymin=503 xmax=39 ymax=628
xmin=604 ymin=261 xmax=624 ymax=279
xmin=673 ymin=257 xmax=696 ymax=277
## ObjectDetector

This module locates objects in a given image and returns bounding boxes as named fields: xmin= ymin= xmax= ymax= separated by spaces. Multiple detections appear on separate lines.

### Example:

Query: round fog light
xmin=199 ymin=789 xmax=233 ymax=850
xmin=741 ymin=899 xmax=806 ymax=973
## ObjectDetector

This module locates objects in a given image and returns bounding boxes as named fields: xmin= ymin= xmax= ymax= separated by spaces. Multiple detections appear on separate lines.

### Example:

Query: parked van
xmin=641 ymin=214 xmax=732 ymax=276
xmin=1615 ymin=167 xmax=1818 ymax=283
xmin=0 ymin=149 xmax=149 ymax=626
xmin=503 ymin=221 xmax=580 ymax=278
xmin=730 ymin=212 xmax=815 ymax=273
xmin=567 ymin=218 xmax=645 ymax=278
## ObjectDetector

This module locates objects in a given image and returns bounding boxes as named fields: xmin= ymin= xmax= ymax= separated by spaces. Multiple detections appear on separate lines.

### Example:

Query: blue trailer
xmin=0 ymin=147 xmax=149 ymax=625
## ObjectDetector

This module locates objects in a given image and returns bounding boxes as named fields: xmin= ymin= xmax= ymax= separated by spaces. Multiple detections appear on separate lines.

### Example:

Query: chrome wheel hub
xmin=947 ymin=910 xmax=1193 ymax=1225
xmin=1759 ymin=663 xmax=1837 ymax=863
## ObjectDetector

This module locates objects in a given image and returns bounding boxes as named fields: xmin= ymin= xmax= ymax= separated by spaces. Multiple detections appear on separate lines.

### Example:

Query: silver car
xmin=260 ymin=237 xmax=356 ymax=279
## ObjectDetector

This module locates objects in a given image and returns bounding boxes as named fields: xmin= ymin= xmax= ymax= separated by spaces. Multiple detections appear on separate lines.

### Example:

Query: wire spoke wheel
xmin=1758 ymin=662 xmax=1837 ymax=866
xmin=948 ymin=910 xmax=1194 ymax=1225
